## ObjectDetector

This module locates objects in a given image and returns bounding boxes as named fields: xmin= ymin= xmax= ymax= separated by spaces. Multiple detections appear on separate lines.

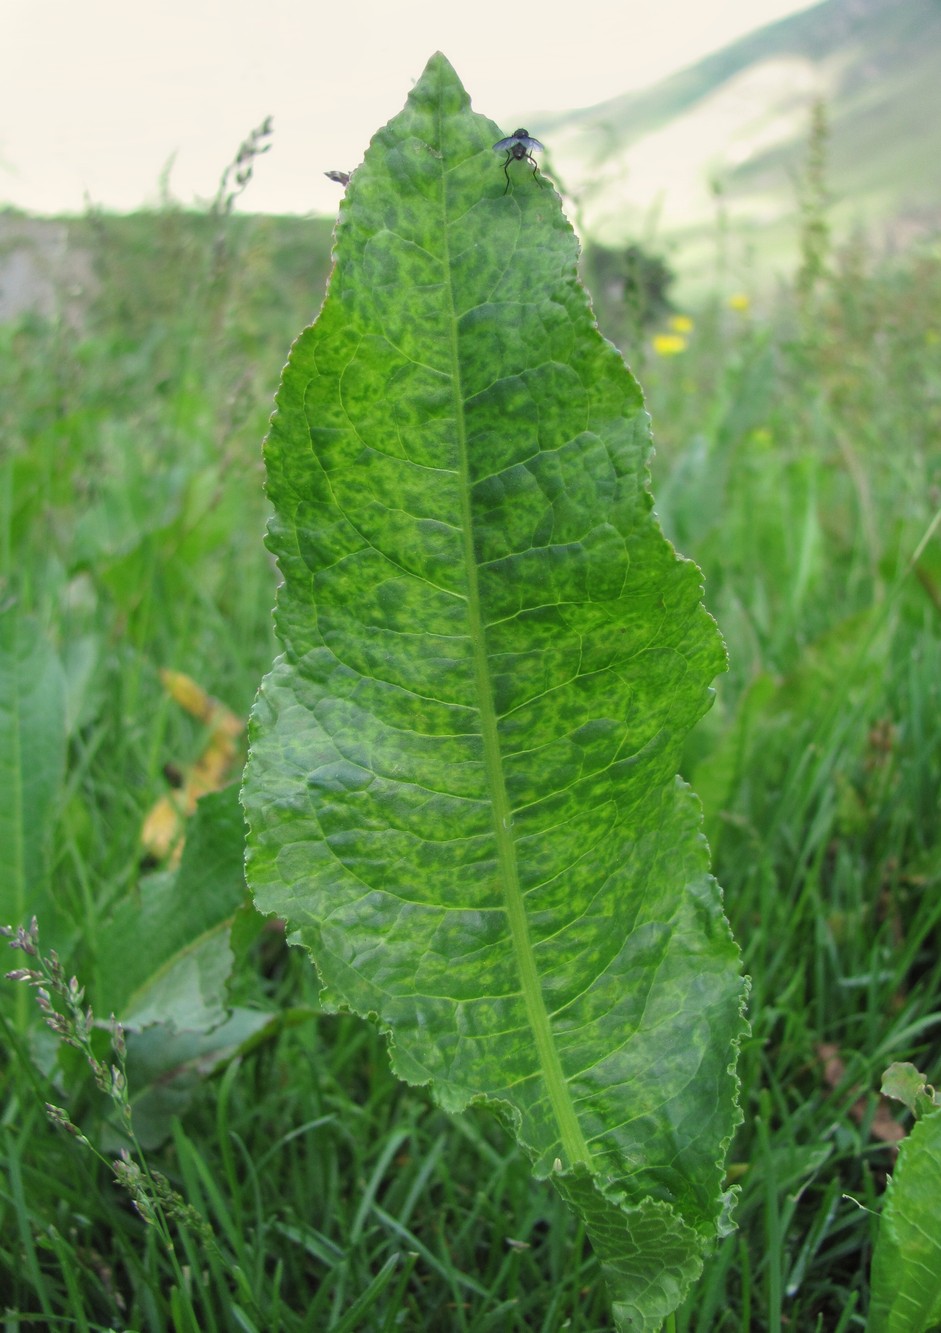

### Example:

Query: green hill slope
xmin=528 ymin=0 xmax=941 ymax=294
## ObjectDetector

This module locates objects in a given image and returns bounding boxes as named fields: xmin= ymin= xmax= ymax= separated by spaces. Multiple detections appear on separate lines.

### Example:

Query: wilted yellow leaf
xmin=140 ymin=671 xmax=244 ymax=864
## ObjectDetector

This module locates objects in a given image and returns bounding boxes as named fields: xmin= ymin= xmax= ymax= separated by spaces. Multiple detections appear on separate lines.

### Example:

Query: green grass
xmin=2 ymin=190 xmax=940 ymax=1330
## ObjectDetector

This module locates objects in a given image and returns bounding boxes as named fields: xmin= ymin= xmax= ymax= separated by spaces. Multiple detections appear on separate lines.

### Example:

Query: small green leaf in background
xmin=0 ymin=608 xmax=67 ymax=954
xmin=116 ymin=1008 xmax=280 ymax=1150
xmin=92 ymin=784 xmax=271 ymax=1147
xmin=869 ymin=1066 xmax=941 ymax=1333
xmin=881 ymin=1061 xmax=941 ymax=1120
xmin=95 ymin=784 xmax=250 ymax=1032
xmin=242 ymin=52 xmax=747 ymax=1329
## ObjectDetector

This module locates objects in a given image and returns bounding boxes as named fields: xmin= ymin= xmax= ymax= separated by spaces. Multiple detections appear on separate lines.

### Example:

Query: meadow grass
xmin=1 ymin=190 xmax=939 ymax=1330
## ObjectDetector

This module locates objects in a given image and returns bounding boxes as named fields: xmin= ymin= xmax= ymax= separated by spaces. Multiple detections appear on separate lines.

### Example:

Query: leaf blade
xmin=243 ymin=51 xmax=745 ymax=1327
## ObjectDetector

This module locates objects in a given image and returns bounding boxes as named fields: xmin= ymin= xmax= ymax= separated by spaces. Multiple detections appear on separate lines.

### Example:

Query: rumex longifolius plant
xmin=241 ymin=52 xmax=747 ymax=1330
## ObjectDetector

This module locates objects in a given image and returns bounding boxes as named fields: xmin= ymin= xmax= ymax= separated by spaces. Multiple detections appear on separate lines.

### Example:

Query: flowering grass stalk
xmin=2 ymin=918 xmax=215 ymax=1267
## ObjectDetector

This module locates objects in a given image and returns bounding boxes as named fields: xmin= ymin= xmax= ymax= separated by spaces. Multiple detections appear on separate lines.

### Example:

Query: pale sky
xmin=2 ymin=0 xmax=820 ymax=218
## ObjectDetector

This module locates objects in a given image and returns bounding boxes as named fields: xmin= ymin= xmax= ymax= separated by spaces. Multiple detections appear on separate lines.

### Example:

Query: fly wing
xmin=493 ymin=132 xmax=544 ymax=154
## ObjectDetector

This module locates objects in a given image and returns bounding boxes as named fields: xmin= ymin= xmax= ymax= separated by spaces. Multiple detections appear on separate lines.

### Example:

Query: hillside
xmin=529 ymin=0 xmax=941 ymax=293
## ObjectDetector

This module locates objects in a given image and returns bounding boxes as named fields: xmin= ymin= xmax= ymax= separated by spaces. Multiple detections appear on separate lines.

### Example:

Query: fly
xmin=492 ymin=128 xmax=545 ymax=195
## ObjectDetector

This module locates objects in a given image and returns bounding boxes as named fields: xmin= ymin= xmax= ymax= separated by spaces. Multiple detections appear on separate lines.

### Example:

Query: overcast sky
xmin=3 ymin=0 xmax=820 ymax=218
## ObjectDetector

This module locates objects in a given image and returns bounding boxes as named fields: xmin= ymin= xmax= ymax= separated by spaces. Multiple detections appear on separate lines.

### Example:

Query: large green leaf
xmin=242 ymin=52 xmax=746 ymax=1328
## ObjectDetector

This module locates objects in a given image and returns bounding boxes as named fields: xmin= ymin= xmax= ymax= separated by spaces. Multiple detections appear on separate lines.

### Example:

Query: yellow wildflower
xmin=652 ymin=333 xmax=687 ymax=356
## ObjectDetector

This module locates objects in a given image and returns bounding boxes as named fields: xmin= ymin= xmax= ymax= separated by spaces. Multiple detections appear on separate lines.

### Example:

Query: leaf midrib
xmin=439 ymin=130 xmax=589 ymax=1171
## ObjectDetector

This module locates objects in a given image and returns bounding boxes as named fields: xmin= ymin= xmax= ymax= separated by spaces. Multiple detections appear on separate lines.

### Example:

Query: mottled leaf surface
xmin=242 ymin=52 xmax=745 ymax=1328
